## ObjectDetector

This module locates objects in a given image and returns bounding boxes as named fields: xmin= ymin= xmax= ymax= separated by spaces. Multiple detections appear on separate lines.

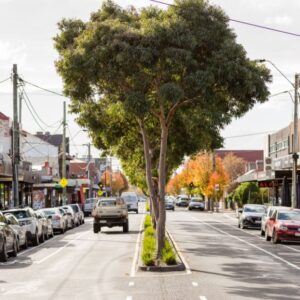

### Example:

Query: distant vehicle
xmin=62 ymin=206 xmax=76 ymax=229
xmin=0 ymin=212 xmax=18 ymax=262
xmin=265 ymin=207 xmax=300 ymax=244
xmin=92 ymin=197 xmax=128 ymax=233
xmin=238 ymin=204 xmax=266 ymax=229
xmin=188 ymin=198 xmax=205 ymax=211
xmin=4 ymin=207 xmax=41 ymax=246
xmin=84 ymin=198 xmax=98 ymax=216
xmin=176 ymin=196 xmax=189 ymax=207
xmin=165 ymin=198 xmax=175 ymax=211
xmin=261 ymin=206 xmax=277 ymax=236
xmin=3 ymin=213 xmax=28 ymax=250
xmin=37 ymin=210 xmax=54 ymax=239
xmin=121 ymin=192 xmax=139 ymax=214
xmin=69 ymin=204 xmax=85 ymax=225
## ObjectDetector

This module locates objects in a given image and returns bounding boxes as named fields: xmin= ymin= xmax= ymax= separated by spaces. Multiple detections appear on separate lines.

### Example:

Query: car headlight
xmin=279 ymin=225 xmax=288 ymax=230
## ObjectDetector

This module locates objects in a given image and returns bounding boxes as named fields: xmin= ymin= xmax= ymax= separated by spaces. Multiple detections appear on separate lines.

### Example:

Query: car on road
xmin=41 ymin=208 xmax=67 ymax=234
xmin=84 ymin=198 xmax=98 ymax=216
xmin=69 ymin=204 xmax=85 ymax=225
xmin=92 ymin=197 xmax=128 ymax=233
xmin=238 ymin=204 xmax=266 ymax=229
xmin=121 ymin=192 xmax=139 ymax=214
xmin=176 ymin=195 xmax=189 ymax=207
xmin=0 ymin=212 xmax=18 ymax=262
xmin=4 ymin=207 xmax=41 ymax=246
xmin=37 ymin=210 xmax=54 ymax=239
xmin=265 ymin=207 xmax=300 ymax=244
xmin=188 ymin=197 xmax=205 ymax=211
xmin=62 ymin=205 xmax=76 ymax=229
xmin=165 ymin=197 xmax=175 ymax=211
xmin=261 ymin=206 xmax=277 ymax=236
xmin=3 ymin=213 xmax=28 ymax=250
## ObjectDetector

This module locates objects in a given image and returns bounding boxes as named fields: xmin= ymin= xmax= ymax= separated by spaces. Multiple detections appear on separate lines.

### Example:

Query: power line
xmin=224 ymin=130 xmax=274 ymax=139
xmin=67 ymin=125 xmax=80 ymax=154
xmin=18 ymin=78 xmax=66 ymax=97
xmin=150 ymin=0 xmax=300 ymax=38
xmin=21 ymin=86 xmax=62 ymax=128
xmin=0 ymin=77 xmax=10 ymax=85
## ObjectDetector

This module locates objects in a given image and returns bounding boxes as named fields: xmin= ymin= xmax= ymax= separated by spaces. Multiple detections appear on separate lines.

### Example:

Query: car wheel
xmin=238 ymin=222 xmax=240 ymax=228
xmin=71 ymin=220 xmax=75 ymax=228
xmin=51 ymin=229 xmax=54 ymax=238
xmin=261 ymin=228 xmax=265 ymax=236
xmin=23 ymin=235 xmax=28 ymax=249
xmin=93 ymin=223 xmax=100 ymax=234
xmin=136 ymin=210 xmax=138 ymax=214
xmin=265 ymin=230 xmax=271 ymax=241
xmin=0 ymin=241 xmax=8 ymax=262
xmin=240 ymin=222 xmax=245 ymax=229
xmin=11 ymin=239 xmax=18 ymax=257
xmin=82 ymin=218 xmax=85 ymax=224
xmin=40 ymin=231 xmax=45 ymax=243
xmin=123 ymin=221 xmax=129 ymax=233
xmin=32 ymin=231 xmax=39 ymax=246
xmin=272 ymin=230 xmax=280 ymax=244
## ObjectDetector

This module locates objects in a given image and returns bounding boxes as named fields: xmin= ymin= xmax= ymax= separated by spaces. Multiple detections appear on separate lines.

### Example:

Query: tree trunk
xmin=138 ymin=120 xmax=159 ymax=222
xmin=156 ymin=122 xmax=168 ymax=261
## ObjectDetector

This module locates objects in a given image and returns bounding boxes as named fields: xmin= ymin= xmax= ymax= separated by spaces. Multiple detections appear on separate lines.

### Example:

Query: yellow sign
xmin=59 ymin=178 xmax=68 ymax=188
xmin=97 ymin=190 xmax=104 ymax=196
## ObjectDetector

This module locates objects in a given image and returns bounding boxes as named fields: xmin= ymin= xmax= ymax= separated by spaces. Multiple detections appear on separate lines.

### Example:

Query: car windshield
xmin=180 ymin=198 xmax=188 ymax=201
xmin=244 ymin=206 xmax=265 ymax=213
xmin=86 ymin=198 xmax=96 ymax=204
xmin=5 ymin=210 xmax=29 ymax=219
xmin=191 ymin=199 xmax=201 ymax=203
xmin=70 ymin=205 xmax=79 ymax=212
xmin=42 ymin=210 xmax=56 ymax=216
xmin=123 ymin=195 xmax=137 ymax=202
xmin=278 ymin=211 xmax=300 ymax=221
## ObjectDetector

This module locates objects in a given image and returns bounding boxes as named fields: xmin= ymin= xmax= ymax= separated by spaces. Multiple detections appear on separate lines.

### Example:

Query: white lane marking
xmin=35 ymin=231 xmax=89 ymax=264
xmin=18 ymin=235 xmax=60 ymax=256
xmin=223 ymin=213 xmax=300 ymax=254
xmin=191 ymin=216 xmax=300 ymax=271
xmin=130 ymin=215 xmax=145 ymax=277
xmin=126 ymin=296 xmax=132 ymax=300
xmin=167 ymin=229 xmax=192 ymax=275
xmin=192 ymin=282 xmax=198 ymax=287
xmin=128 ymin=282 xmax=134 ymax=287
xmin=199 ymin=296 xmax=207 ymax=300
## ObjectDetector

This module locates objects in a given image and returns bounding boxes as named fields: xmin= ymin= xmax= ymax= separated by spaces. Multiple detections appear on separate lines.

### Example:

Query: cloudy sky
xmin=0 ymin=0 xmax=300 ymax=159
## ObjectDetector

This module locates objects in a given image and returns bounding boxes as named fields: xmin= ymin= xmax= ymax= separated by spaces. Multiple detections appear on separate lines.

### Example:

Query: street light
xmin=257 ymin=59 xmax=299 ymax=208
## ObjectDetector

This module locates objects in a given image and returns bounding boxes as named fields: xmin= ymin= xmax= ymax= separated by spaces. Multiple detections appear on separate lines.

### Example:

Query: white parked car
xmin=121 ymin=192 xmax=139 ymax=214
xmin=37 ymin=210 xmax=54 ymax=239
xmin=4 ymin=213 xmax=28 ymax=250
xmin=69 ymin=204 xmax=84 ymax=225
xmin=62 ymin=205 xmax=76 ymax=229
xmin=4 ymin=207 xmax=41 ymax=246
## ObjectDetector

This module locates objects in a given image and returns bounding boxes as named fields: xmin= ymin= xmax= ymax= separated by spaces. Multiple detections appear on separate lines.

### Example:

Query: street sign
xmin=97 ymin=190 xmax=104 ymax=196
xmin=59 ymin=178 xmax=68 ymax=188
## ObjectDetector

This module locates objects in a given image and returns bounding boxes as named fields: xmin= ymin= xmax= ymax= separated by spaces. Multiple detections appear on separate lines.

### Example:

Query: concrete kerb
xmin=137 ymin=219 xmax=187 ymax=273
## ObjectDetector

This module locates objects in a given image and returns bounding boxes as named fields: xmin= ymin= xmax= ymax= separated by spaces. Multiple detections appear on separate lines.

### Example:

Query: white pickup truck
xmin=91 ymin=197 xmax=128 ymax=233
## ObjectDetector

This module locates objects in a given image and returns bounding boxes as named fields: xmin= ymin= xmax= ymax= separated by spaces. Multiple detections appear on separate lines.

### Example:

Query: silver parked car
xmin=41 ymin=208 xmax=66 ymax=234
xmin=37 ymin=210 xmax=54 ymax=239
xmin=69 ymin=204 xmax=85 ymax=225
xmin=62 ymin=205 xmax=76 ymax=229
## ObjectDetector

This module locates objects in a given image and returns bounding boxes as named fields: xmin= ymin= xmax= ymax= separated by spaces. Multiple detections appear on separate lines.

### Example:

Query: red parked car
xmin=265 ymin=207 xmax=300 ymax=244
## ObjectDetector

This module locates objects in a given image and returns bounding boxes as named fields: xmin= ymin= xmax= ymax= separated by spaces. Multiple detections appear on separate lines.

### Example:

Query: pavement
xmin=1 ymin=205 xmax=300 ymax=300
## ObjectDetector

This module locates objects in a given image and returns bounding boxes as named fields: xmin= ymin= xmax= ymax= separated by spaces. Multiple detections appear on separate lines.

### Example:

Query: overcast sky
xmin=1 ymin=0 xmax=300 ymax=159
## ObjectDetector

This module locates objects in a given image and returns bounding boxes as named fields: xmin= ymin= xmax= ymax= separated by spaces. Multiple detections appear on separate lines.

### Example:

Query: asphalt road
xmin=1 ymin=206 xmax=300 ymax=300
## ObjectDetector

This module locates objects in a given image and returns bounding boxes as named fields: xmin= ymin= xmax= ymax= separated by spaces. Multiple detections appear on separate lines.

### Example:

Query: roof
xmin=0 ymin=112 xmax=10 ymax=121
xmin=35 ymin=133 xmax=63 ymax=147
xmin=215 ymin=150 xmax=264 ymax=163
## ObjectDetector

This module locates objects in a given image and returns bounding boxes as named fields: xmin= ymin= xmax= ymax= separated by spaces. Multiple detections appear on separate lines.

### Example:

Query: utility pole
xmin=62 ymin=101 xmax=67 ymax=205
xmin=211 ymin=150 xmax=216 ymax=212
xmin=87 ymin=143 xmax=93 ymax=199
xmin=12 ymin=64 xmax=19 ymax=207
xmin=292 ymin=74 xmax=299 ymax=208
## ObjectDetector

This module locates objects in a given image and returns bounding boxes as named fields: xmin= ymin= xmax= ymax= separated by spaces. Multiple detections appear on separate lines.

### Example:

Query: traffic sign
xmin=59 ymin=178 xmax=68 ymax=188
xmin=97 ymin=190 xmax=104 ymax=196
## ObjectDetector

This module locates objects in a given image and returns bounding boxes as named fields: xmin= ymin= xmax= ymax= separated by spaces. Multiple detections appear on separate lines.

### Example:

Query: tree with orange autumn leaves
xmin=166 ymin=153 xmax=229 ymax=200
xmin=101 ymin=170 xmax=128 ymax=196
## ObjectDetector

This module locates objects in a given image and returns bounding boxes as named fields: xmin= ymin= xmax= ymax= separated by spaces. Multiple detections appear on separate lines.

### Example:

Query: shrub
xmin=145 ymin=202 xmax=150 ymax=212
xmin=144 ymin=214 xmax=152 ymax=229
xmin=162 ymin=239 xmax=177 ymax=265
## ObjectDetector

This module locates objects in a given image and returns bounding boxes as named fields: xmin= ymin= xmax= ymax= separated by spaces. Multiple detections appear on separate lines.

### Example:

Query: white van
xmin=121 ymin=192 xmax=139 ymax=214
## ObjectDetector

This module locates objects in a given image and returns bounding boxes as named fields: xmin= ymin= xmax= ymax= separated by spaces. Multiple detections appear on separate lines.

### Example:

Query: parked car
xmin=261 ymin=206 xmax=277 ymax=236
xmin=35 ymin=210 xmax=49 ymax=242
xmin=238 ymin=204 xmax=266 ymax=229
xmin=0 ymin=212 xmax=18 ymax=262
xmin=265 ymin=207 xmax=300 ymax=244
xmin=3 ymin=213 xmax=28 ymax=250
xmin=188 ymin=197 xmax=205 ymax=211
xmin=62 ymin=205 xmax=76 ymax=229
xmin=121 ymin=192 xmax=139 ymax=214
xmin=69 ymin=204 xmax=85 ymax=225
xmin=165 ymin=198 xmax=175 ymax=211
xmin=84 ymin=198 xmax=98 ymax=216
xmin=176 ymin=196 xmax=189 ymax=207
xmin=37 ymin=210 xmax=54 ymax=239
xmin=41 ymin=208 xmax=66 ymax=234
xmin=4 ymin=207 xmax=41 ymax=246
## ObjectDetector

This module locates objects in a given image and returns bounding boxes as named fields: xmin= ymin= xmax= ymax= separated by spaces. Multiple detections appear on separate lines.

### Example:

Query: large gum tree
xmin=54 ymin=0 xmax=270 ymax=262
